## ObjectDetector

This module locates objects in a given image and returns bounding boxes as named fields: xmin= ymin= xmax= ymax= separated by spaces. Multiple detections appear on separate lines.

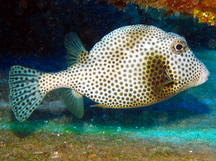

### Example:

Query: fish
xmin=8 ymin=24 xmax=210 ymax=122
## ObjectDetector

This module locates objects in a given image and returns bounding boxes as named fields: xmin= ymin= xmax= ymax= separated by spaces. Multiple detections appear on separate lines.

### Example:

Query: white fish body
xmin=9 ymin=25 xmax=210 ymax=122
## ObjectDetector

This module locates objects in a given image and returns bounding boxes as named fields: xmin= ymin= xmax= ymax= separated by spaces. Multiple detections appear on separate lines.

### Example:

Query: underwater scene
xmin=1 ymin=0 xmax=216 ymax=160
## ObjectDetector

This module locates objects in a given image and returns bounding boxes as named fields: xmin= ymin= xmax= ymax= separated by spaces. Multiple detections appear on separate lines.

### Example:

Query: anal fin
xmin=61 ymin=88 xmax=84 ymax=118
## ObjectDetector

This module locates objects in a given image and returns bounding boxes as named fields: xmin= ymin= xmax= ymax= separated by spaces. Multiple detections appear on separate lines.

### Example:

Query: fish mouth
xmin=196 ymin=68 xmax=210 ymax=86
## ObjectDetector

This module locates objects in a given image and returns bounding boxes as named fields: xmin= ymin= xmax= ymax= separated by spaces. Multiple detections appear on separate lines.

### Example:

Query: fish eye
xmin=175 ymin=44 xmax=183 ymax=51
xmin=172 ymin=41 xmax=186 ymax=53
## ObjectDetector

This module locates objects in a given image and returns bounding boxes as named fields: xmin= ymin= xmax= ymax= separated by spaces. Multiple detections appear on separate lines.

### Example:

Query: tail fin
xmin=9 ymin=65 xmax=45 ymax=122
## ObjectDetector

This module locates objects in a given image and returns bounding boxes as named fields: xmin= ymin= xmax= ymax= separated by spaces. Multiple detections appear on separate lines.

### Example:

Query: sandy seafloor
xmin=0 ymin=49 xmax=216 ymax=160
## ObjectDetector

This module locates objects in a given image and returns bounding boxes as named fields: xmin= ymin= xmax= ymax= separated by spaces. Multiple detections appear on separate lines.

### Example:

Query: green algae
xmin=0 ymin=129 xmax=216 ymax=160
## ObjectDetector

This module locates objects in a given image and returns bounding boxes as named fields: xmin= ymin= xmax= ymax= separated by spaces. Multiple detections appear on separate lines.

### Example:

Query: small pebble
xmin=51 ymin=151 xmax=60 ymax=158
xmin=88 ymin=153 xmax=97 ymax=158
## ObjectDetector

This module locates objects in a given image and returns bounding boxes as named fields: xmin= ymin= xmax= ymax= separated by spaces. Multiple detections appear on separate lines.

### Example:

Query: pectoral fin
xmin=156 ymin=69 xmax=182 ymax=93
xmin=156 ymin=79 xmax=182 ymax=93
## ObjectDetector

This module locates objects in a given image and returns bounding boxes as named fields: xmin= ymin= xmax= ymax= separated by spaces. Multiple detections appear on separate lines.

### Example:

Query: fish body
xmin=9 ymin=25 xmax=210 ymax=122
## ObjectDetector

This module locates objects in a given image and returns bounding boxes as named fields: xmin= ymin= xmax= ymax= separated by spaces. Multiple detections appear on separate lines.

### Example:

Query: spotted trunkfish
xmin=9 ymin=24 xmax=210 ymax=122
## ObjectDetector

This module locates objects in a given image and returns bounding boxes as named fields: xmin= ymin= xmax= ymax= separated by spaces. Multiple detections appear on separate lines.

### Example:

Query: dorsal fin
xmin=61 ymin=88 xmax=84 ymax=118
xmin=64 ymin=32 xmax=89 ymax=67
